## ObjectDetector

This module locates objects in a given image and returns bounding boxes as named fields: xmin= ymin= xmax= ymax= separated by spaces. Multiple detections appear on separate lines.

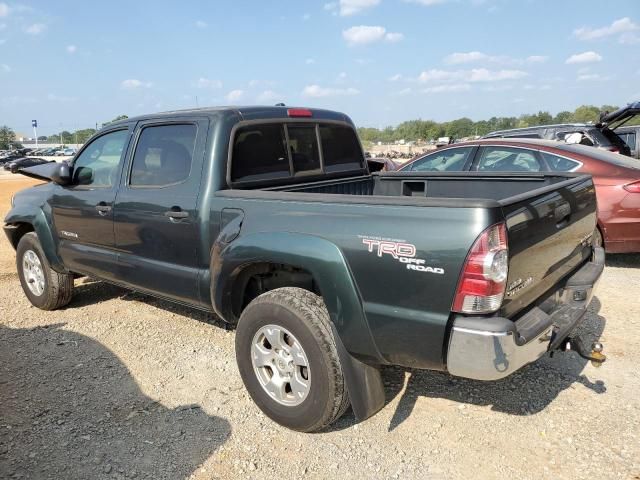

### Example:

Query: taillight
xmin=624 ymin=181 xmax=640 ymax=193
xmin=452 ymin=223 xmax=509 ymax=314
xmin=608 ymin=147 xmax=620 ymax=153
xmin=287 ymin=108 xmax=313 ymax=117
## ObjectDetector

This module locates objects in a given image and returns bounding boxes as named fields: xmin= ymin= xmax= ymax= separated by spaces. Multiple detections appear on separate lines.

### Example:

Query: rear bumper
xmin=446 ymin=247 xmax=604 ymax=381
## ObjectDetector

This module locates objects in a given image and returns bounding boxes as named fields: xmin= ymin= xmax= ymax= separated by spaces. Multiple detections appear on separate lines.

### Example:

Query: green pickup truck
xmin=4 ymin=106 xmax=605 ymax=431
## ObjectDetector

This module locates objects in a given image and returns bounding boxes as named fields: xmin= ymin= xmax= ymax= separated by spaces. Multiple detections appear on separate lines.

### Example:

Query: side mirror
xmin=51 ymin=162 xmax=72 ymax=186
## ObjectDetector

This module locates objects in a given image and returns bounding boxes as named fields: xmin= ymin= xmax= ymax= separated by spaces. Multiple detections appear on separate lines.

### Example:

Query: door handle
xmin=95 ymin=203 xmax=112 ymax=216
xmin=164 ymin=208 xmax=189 ymax=221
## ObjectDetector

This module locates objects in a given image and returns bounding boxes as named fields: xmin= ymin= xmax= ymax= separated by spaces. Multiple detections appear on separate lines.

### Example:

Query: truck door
xmin=49 ymin=126 xmax=132 ymax=280
xmin=113 ymin=118 xmax=208 ymax=305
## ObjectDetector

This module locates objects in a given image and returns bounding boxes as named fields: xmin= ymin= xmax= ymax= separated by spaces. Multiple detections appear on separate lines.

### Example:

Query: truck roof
xmin=108 ymin=105 xmax=352 ymax=127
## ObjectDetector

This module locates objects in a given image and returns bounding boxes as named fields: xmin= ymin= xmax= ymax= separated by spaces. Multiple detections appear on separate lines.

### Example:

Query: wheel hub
xmin=22 ymin=250 xmax=45 ymax=297
xmin=251 ymin=325 xmax=310 ymax=406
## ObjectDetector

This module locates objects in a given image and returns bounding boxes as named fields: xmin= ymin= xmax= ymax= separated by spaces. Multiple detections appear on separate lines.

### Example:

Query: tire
xmin=592 ymin=227 xmax=604 ymax=248
xmin=235 ymin=287 xmax=350 ymax=432
xmin=16 ymin=232 xmax=74 ymax=310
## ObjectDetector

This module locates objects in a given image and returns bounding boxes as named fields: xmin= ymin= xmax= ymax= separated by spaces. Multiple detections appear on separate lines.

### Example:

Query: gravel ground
xmin=1 ymin=178 xmax=639 ymax=480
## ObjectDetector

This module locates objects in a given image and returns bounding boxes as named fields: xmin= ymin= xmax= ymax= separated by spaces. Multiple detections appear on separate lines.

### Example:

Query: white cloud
xmin=417 ymin=68 xmax=527 ymax=83
xmin=195 ymin=77 xmax=222 ymax=89
xmin=225 ymin=89 xmax=244 ymax=102
xmin=302 ymin=84 xmax=360 ymax=97
xmin=339 ymin=0 xmax=380 ymax=16
xmin=445 ymin=51 xmax=550 ymax=65
xmin=392 ymin=87 xmax=412 ymax=96
xmin=66 ymin=45 xmax=76 ymax=54
xmin=422 ymin=83 xmax=470 ymax=93
xmin=121 ymin=79 xmax=153 ymax=89
xmin=405 ymin=0 xmax=447 ymax=5
xmin=573 ymin=17 xmax=638 ymax=40
xmin=565 ymin=51 xmax=602 ymax=64
xmin=385 ymin=32 xmax=404 ymax=42
xmin=195 ymin=20 xmax=208 ymax=28
xmin=526 ymin=55 xmax=548 ymax=63
xmin=257 ymin=90 xmax=282 ymax=103
xmin=324 ymin=2 xmax=338 ymax=14
xmin=577 ymin=73 xmax=611 ymax=82
xmin=468 ymin=68 xmax=527 ymax=82
xmin=25 ymin=23 xmax=46 ymax=35
xmin=1 ymin=63 xmax=10 ymax=72
xmin=619 ymin=32 xmax=640 ymax=44
xmin=0 ymin=3 xmax=8 ymax=17
xmin=302 ymin=13 xmax=311 ymax=20
xmin=444 ymin=51 xmax=488 ymax=64
xmin=388 ymin=73 xmax=402 ymax=81
xmin=305 ymin=58 xmax=315 ymax=65
xmin=342 ymin=25 xmax=403 ymax=46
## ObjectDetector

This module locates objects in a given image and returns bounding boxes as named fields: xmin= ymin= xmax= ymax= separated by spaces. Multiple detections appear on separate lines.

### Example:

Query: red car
xmin=400 ymin=138 xmax=640 ymax=253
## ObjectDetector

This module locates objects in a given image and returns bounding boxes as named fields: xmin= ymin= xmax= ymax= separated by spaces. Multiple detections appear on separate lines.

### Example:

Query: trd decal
xmin=360 ymin=236 xmax=444 ymax=275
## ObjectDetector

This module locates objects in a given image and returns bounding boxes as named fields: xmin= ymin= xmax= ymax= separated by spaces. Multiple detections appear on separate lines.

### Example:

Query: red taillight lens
xmin=624 ymin=181 xmax=640 ymax=193
xmin=287 ymin=108 xmax=313 ymax=117
xmin=452 ymin=223 xmax=509 ymax=314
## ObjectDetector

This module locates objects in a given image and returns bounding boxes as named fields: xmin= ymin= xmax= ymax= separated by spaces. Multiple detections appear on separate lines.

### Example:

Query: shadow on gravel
xmin=68 ymin=279 xmax=229 ymax=329
xmin=384 ymin=296 xmax=607 ymax=432
xmin=0 ymin=324 xmax=230 ymax=479
xmin=605 ymin=253 xmax=640 ymax=268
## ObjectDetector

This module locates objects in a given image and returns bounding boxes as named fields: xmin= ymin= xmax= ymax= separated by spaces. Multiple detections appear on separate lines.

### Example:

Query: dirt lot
xmin=0 ymin=176 xmax=639 ymax=480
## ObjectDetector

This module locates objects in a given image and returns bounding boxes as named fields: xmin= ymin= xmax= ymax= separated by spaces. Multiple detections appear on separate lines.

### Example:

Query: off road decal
xmin=359 ymin=236 xmax=444 ymax=275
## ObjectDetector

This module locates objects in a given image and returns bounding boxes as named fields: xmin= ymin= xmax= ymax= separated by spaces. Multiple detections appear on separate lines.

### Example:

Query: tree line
xmin=357 ymin=104 xmax=637 ymax=144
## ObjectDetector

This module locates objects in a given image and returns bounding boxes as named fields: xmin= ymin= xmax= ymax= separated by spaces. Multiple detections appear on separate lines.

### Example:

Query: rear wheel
xmin=16 ymin=232 xmax=74 ymax=310
xmin=235 ymin=287 xmax=349 ymax=432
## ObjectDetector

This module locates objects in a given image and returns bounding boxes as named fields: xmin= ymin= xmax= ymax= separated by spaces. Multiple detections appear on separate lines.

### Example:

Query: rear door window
xmin=476 ymin=147 xmax=542 ymax=172
xmin=318 ymin=125 xmax=364 ymax=173
xmin=130 ymin=124 xmax=197 ymax=187
xmin=287 ymin=125 xmax=321 ymax=173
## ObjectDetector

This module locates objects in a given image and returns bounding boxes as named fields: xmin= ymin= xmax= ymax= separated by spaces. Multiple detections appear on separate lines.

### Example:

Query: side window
xmin=477 ymin=147 xmax=541 ymax=172
xmin=409 ymin=147 xmax=473 ymax=172
xmin=619 ymin=132 xmax=636 ymax=148
xmin=231 ymin=125 xmax=290 ymax=182
xmin=72 ymin=129 xmax=128 ymax=187
xmin=541 ymin=152 xmax=581 ymax=171
xmin=287 ymin=125 xmax=320 ymax=173
xmin=130 ymin=124 xmax=197 ymax=187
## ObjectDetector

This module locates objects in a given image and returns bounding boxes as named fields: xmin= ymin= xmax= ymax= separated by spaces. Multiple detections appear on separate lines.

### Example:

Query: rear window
xmin=231 ymin=122 xmax=364 ymax=183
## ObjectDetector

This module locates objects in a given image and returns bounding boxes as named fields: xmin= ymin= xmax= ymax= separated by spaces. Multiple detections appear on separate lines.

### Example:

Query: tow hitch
xmin=561 ymin=337 xmax=606 ymax=367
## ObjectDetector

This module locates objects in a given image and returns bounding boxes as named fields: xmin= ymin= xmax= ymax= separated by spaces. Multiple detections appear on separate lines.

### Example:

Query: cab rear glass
xmin=230 ymin=122 xmax=365 ymax=183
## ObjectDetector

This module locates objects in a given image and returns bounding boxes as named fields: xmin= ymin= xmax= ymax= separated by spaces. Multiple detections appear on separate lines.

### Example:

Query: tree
xmin=102 ymin=114 xmax=128 ymax=128
xmin=572 ymin=105 xmax=600 ymax=123
xmin=554 ymin=111 xmax=573 ymax=123
xmin=0 ymin=125 xmax=16 ymax=150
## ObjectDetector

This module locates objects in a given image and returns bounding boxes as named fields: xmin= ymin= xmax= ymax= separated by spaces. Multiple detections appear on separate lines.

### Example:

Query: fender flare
xmin=5 ymin=208 xmax=66 ymax=272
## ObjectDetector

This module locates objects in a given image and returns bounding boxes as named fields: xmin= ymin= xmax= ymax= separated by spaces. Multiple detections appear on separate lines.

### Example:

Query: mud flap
xmin=331 ymin=325 xmax=386 ymax=421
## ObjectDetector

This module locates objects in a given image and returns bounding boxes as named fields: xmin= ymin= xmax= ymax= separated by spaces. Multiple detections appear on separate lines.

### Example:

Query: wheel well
xmin=231 ymin=263 xmax=319 ymax=322
xmin=7 ymin=223 xmax=34 ymax=249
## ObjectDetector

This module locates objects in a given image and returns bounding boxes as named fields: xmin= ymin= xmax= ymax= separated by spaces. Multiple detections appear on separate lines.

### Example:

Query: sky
xmin=0 ymin=0 xmax=639 ymax=136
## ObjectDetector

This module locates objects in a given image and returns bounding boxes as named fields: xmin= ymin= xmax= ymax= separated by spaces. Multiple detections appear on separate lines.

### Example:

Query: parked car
xmin=483 ymin=123 xmax=630 ymax=155
xmin=55 ymin=148 xmax=76 ymax=157
xmin=3 ymin=157 xmax=54 ymax=173
xmin=366 ymin=157 xmax=398 ymax=172
xmin=612 ymin=126 xmax=639 ymax=159
xmin=5 ymin=106 xmax=604 ymax=432
xmin=400 ymin=138 xmax=640 ymax=253
xmin=0 ymin=151 xmax=24 ymax=164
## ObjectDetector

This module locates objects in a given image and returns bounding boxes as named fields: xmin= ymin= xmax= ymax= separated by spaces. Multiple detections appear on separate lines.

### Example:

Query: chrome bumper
xmin=446 ymin=247 xmax=604 ymax=381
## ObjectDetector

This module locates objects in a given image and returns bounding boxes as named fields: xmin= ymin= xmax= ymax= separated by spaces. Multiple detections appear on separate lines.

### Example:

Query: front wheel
xmin=16 ymin=232 xmax=74 ymax=310
xmin=235 ymin=287 xmax=350 ymax=432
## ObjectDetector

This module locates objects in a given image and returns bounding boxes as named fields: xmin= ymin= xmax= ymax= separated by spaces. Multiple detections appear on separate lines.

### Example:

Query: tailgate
xmin=500 ymin=175 xmax=597 ymax=317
